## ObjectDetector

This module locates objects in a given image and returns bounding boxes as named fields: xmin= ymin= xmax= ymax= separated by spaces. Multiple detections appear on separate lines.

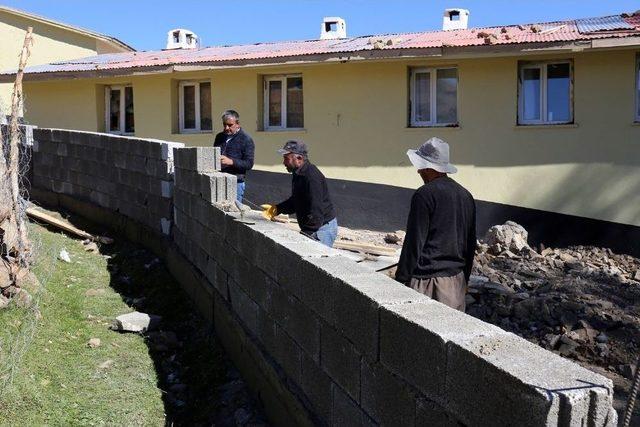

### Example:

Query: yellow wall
xmin=0 ymin=10 xmax=127 ymax=111
xmin=22 ymin=49 xmax=640 ymax=227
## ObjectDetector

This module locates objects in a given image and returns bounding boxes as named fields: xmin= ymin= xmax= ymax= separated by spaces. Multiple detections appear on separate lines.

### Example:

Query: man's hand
xmin=220 ymin=155 xmax=234 ymax=166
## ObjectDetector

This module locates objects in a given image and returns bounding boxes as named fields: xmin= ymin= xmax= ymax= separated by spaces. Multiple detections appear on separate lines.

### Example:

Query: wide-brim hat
xmin=406 ymin=137 xmax=457 ymax=174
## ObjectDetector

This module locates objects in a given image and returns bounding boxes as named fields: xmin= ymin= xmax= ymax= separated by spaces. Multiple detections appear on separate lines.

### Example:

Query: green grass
xmin=0 ymin=221 xmax=175 ymax=425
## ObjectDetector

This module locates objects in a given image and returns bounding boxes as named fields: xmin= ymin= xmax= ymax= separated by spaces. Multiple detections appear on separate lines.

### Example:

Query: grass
xmin=0 ymin=217 xmax=228 ymax=425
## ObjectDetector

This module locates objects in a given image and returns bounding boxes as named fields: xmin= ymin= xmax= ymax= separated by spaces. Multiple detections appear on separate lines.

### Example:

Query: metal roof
xmin=5 ymin=12 xmax=640 ymax=79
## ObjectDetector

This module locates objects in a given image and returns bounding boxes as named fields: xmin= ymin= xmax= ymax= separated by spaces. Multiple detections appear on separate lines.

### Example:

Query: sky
xmin=2 ymin=0 xmax=639 ymax=51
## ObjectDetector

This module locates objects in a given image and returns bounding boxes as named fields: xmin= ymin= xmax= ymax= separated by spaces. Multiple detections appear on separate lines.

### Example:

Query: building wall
xmin=0 ymin=10 xmax=125 ymax=111
xmin=22 ymin=48 xmax=640 ymax=229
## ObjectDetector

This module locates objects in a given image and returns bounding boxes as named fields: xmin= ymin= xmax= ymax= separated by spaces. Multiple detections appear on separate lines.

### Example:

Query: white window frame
xmin=105 ymin=85 xmax=133 ymax=135
xmin=409 ymin=67 xmax=459 ymax=127
xmin=263 ymin=75 xmax=304 ymax=130
xmin=518 ymin=61 xmax=573 ymax=125
xmin=178 ymin=81 xmax=212 ymax=133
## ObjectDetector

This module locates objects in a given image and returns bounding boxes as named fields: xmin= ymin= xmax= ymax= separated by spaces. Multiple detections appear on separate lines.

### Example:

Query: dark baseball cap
xmin=277 ymin=140 xmax=308 ymax=156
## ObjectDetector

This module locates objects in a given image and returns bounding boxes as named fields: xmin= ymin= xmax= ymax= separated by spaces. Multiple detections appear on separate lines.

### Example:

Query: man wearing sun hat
xmin=395 ymin=137 xmax=476 ymax=312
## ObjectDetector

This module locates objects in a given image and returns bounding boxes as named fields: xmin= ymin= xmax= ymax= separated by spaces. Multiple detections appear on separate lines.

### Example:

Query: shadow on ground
xmin=34 ymin=208 xmax=268 ymax=426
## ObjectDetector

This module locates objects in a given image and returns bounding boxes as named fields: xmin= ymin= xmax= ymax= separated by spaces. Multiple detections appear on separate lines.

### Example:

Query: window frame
xmin=517 ymin=60 xmax=573 ymax=126
xmin=409 ymin=67 xmax=459 ymax=127
xmin=263 ymin=74 xmax=304 ymax=130
xmin=104 ymin=85 xmax=134 ymax=135
xmin=635 ymin=55 xmax=640 ymax=123
xmin=178 ymin=80 xmax=212 ymax=134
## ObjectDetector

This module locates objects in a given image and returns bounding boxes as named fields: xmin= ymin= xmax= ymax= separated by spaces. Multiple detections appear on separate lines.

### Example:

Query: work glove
xmin=261 ymin=204 xmax=278 ymax=221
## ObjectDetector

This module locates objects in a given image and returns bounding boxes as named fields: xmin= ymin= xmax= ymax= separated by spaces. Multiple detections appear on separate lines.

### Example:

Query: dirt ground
xmin=335 ymin=224 xmax=640 ymax=422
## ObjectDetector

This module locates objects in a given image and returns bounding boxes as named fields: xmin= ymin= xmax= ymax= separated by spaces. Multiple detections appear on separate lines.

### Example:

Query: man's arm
xmin=395 ymin=192 xmax=430 ymax=284
xmin=303 ymin=170 xmax=325 ymax=231
xmin=230 ymin=134 xmax=255 ymax=173
xmin=463 ymin=198 xmax=477 ymax=282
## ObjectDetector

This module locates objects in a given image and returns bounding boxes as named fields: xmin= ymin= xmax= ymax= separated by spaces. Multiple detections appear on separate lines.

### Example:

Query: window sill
xmin=405 ymin=125 xmax=460 ymax=130
xmin=256 ymin=128 xmax=307 ymax=133
xmin=514 ymin=123 xmax=578 ymax=129
xmin=173 ymin=131 xmax=214 ymax=135
xmin=632 ymin=121 xmax=640 ymax=126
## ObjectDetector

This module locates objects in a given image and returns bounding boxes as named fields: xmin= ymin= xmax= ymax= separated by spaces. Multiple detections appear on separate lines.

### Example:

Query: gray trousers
xmin=410 ymin=272 xmax=467 ymax=312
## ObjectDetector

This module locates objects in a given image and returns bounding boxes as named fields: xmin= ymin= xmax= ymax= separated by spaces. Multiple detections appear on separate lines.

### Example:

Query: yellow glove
xmin=261 ymin=204 xmax=278 ymax=221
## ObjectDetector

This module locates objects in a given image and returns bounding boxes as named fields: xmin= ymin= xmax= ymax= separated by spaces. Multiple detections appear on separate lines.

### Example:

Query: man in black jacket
xmin=263 ymin=140 xmax=338 ymax=247
xmin=395 ymin=137 xmax=476 ymax=311
xmin=213 ymin=110 xmax=255 ymax=202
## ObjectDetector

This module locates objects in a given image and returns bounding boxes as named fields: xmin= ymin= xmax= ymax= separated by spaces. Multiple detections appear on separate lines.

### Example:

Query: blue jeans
xmin=236 ymin=181 xmax=245 ymax=203
xmin=312 ymin=218 xmax=338 ymax=248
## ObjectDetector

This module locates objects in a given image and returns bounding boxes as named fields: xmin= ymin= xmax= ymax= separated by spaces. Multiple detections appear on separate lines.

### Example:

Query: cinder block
xmin=444 ymin=332 xmax=614 ymax=427
xmin=416 ymin=398 xmax=458 ymax=426
xmin=360 ymin=359 xmax=417 ymax=426
xmin=273 ymin=324 xmax=303 ymax=384
xmin=223 ymin=172 xmax=237 ymax=202
xmin=174 ymin=147 xmax=221 ymax=172
xmin=299 ymin=352 xmax=333 ymax=423
xmin=332 ymin=383 xmax=376 ymax=427
xmin=380 ymin=299 xmax=503 ymax=401
xmin=321 ymin=323 xmax=361 ymax=402
xmin=228 ymin=277 xmax=259 ymax=336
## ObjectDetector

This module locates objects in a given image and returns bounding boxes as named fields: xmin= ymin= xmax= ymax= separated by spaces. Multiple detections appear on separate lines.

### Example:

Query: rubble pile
xmin=468 ymin=222 xmax=640 ymax=384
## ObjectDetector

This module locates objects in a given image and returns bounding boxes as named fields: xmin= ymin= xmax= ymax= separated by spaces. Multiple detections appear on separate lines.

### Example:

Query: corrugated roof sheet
xmin=576 ymin=15 xmax=636 ymax=34
xmin=7 ymin=12 xmax=640 ymax=78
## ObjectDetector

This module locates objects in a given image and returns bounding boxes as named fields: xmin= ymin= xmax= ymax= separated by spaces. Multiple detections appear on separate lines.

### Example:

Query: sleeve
xmin=229 ymin=134 xmax=255 ymax=173
xmin=304 ymin=171 xmax=325 ymax=231
xmin=463 ymin=198 xmax=477 ymax=282
xmin=395 ymin=192 xmax=430 ymax=284
xmin=276 ymin=192 xmax=295 ymax=215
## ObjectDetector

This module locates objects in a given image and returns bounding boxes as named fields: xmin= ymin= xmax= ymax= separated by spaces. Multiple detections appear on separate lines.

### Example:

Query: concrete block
xmin=299 ymin=352 xmax=333 ymax=424
xmin=321 ymin=323 xmax=361 ymax=402
xmin=416 ymin=398 xmax=458 ymax=426
xmin=228 ymin=278 xmax=259 ymax=336
xmin=223 ymin=172 xmax=237 ymax=202
xmin=445 ymin=332 xmax=614 ymax=427
xmin=332 ymin=384 xmax=376 ymax=427
xmin=380 ymin=300 xmax=503 ymax=401
xmin=174 ymin=147 xmax=221 ymax=172
xmin=360 ymin=359 xmax=417 ymax=426
xmin=50 ymin=128 xmax=70 ymax=143
xmin=160 ymin=218 xmax=171 ymax=235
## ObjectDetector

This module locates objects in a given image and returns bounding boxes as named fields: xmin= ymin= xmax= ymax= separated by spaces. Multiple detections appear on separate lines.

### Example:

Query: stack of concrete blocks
xmin=30 ymin=128 xmax=183 ymax=235
xmin=171 ymin=146 xmax=237 ymax=290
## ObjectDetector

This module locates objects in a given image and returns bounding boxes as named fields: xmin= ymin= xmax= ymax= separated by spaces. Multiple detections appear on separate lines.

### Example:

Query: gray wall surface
xmin=29 ymin=128 xmax=618 ymax=426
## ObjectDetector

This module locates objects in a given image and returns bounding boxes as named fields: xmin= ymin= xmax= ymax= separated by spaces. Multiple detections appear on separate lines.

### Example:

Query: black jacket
xmin=276 ymin=162 xmax=336 ymax=233
xmin=213 ymin=128 xmax=255 ymax=182
xmin=396 ymin=176 xmax=476 ymax=284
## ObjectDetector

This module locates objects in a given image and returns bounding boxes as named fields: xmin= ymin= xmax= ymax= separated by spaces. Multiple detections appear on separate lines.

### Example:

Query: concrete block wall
xmin=28 ymin=128 xmax=617 ymax=426
xmin=31 ymin=128 xmax=184 ymax=234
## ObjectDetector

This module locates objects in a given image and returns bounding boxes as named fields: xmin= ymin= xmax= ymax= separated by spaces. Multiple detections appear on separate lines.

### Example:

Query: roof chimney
xmin=320 ymin=17 xmax=347 ymax=40
xmin=166 ymin=28 xmax=200 ymax=49
xmin=442 ymin=8 xmax=469 ymax=31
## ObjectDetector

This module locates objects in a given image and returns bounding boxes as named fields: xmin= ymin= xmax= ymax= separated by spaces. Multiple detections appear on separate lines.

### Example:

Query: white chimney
xmin=320 ymin=17 xmax=347 ymax=40
xmin=442 ymin=8 xmax=469 ymax=31
xmin=166 ymin=28 xmax=200 ymax=49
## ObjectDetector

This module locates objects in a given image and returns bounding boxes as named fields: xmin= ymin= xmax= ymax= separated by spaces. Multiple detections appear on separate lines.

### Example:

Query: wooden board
xmin=26 ymin=207 xmax=113 ymax=244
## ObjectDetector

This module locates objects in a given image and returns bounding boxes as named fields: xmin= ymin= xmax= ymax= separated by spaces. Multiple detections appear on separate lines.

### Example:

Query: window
xmin=105 ymin=85 xmax=134 ymax=134
xmin=264 ymin=75 xmax=304 ymax=129
xmin=410 ymin=67 xmax=458 ymax=126
xmin=518 ymin=61 xmax=572 ymax=125
xmin=179 ymin=81 xmax=212 ymax=133
xmin=636 ymin=56 xmax=640 ymax=122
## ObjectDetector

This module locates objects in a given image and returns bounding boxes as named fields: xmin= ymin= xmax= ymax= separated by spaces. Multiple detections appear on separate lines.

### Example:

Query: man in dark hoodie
xmin=395 ymin=137 xmax=476 ymax=311
xmin=213 ymin=110 xmax=255 ymax=203
xmin=263 ymin=140 xmax=338 ymax=248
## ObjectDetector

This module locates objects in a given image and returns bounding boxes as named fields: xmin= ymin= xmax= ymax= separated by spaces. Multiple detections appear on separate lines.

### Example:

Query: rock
xmin=596 ymin=343 xmax=609 ymax=357
xmin=596 ymin=333 xmax=608 ymax=344
xmin=88 ymin=338 xmax=101 ymax=348
xmin=541 ymin=248 xmax=554 ymax=257
xmin=559 ymin=253 xmax=577 ymax=263
xmin=545 ymin=333 xmax=561 ymax=349
xmin=14 ymin=289 xmax=32 ymax=308
xmin=484 ymin=281 xmax=516 ymax=295
xmin=112 ymin=311 xmax=161 ymax=333
xmin=558 ymin=335 xmax=580 ymax=356
xmin=634 ymin=269 xmax=640 ymax=281
xmin=485 ymin=221 xmax=530 ymax=254
xmin=59 ymin=249 xmax=71 ymax=263
xmin=83 ymin=241 xmax=99 ymax=253
xmin=465 ymin=294 xmax=476 ymax=306
xmin=619 ymin=364 xmax=637 ymax=380
xmin=0 ymin=294 xmax=9 ymax=309
xmin=0 ymin=265 xmax=11 ymax=289
xmin=98 ymin=359 xmax=114 ymax=369
xmin=384 ymin=232 xmax=404 ymax=244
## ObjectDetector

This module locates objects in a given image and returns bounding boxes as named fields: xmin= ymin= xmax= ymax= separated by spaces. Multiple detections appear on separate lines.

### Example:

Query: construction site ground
xmin=335 ymin=224 xmax=640 ymax=422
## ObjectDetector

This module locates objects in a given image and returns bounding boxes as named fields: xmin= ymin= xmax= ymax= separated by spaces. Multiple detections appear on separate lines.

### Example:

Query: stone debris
xmin=87 ymin=338 xmax=101 ymax=348
xmin=98 ymin=359 xmax=114 ymax=370
xmin=58 ymin=249 xmax=71 ymax=263
xmin=0 ymin=294 xmax=9 ymax=309
xmin=384 ymin=230 xmax=406 ymax=245
xmin=82 ymin=240 xmax=99 ymax=253
xmin=467 ymin=222 xmax=640 ymax=391
xmin=112 ymin=311 xmax=161 ymax=333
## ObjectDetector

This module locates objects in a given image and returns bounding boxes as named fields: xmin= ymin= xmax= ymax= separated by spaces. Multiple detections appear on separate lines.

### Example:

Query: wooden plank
xmin=333 ymin=240 xmax=398 ymax=257
xmin=26 ymin=207 xmax=113 ymax=244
